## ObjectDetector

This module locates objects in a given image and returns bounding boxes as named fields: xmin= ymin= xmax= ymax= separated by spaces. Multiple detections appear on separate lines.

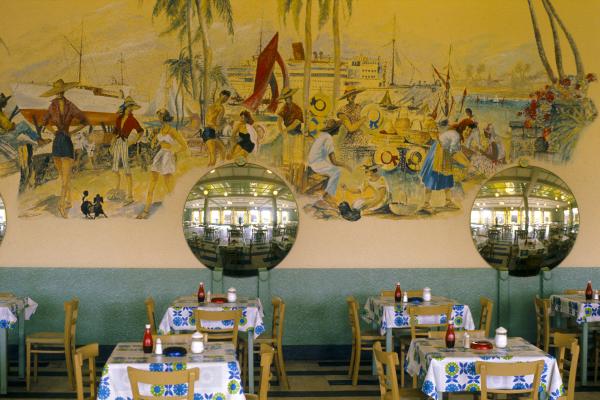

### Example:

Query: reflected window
xmin=223 ymin=210 xmax=232 ymax=224
xmin=250 ymin=210 xmax=259 ymax=224
xmin=260 ymin=210 xmax=272 ymax=224
xmin=192 ymin=210 xmax=201 ymax=225
xmin=210 ymin=210 xmax=220 ymax=224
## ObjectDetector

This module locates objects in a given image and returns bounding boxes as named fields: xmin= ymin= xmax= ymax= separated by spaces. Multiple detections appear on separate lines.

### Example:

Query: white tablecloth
xmin=0 ymin=295 xmax=38 ymax=329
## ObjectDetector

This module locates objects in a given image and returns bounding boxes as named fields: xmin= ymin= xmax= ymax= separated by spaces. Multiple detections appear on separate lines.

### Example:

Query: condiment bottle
xmin=394 ymin=283 xmax=402 ymax=303
xmin=585 ymin=281 xmax=593 ymax=301
xmin=197 ymin=282 xmax=206 ymax=303
xmin=445 ymin=323 xmax=455 ymax=348
xmin=154 ymin=338 xmax=163 ymax=355
xmin=143 ymin=324 xmax=153 ymax=354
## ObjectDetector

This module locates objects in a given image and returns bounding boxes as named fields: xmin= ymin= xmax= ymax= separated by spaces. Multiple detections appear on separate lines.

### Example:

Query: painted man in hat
xmin=111 ymin=96 xmax=144 ymax=205
xmin=337 ymin=87 xmax=368 ymax=165
xmin=41 ymin=79 xmax=89 ymax=218
xmin=276 ymin=87 xmax=304 ymax=184
xmin=202 ymin=89 xmax=230 ymax=166
xmin=308 ymin=119 xmax=350 ymax=208
xmin=0 ymin=93 xmax=15 ymax=133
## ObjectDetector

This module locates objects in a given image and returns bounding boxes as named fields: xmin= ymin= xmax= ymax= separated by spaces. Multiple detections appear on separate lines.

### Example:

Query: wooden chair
xmin=26 ymin=297 xmax=79 ymax=390
xmin=476 ymin=360 xmax=544 ymax=400
xmin=346 ymin=296 xmax=385 ymax=386
xmin=554 ymin=333 xmax=579 ymax=400
xmin=127 ymin=366 xmax=199 ymax=400
xmin=479 ymin=297 xmax=494 ymax=337
xmin=194 ymin=309 xmax=242 ymax=347
xmin=427 ymin=329 xmax=486 ymax=340
xmin=405 ymin=304 xmax=453 ymax=388
xmin=534 ymin=296 xmax=576 ymax=352
xmin=74 ymin=343 xmax=98 ymax=400
xmin=563 ymin=289 xmax=584 ymax=295
xmin=145 ymin=297 xmax=157 ymax=335
xmin=245 ymin=344 xmax=275 ymax=400
xmin=372 ymin=341 xmax=422 ymax=400
xmin=380 ymin=290 xmax=423 ymax=298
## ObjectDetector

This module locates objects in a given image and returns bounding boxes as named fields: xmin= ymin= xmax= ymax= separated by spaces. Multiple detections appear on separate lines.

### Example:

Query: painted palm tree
xmin=526 ymin=0 xmax=556 ymax=83
xmin=165 ymin=49 xmax=193 ymax=128
xmin=193 ymin=0 xmax=234 ymax=124
xmin=0 ymin=36 xmax=8 ymax=54
xmin=540 ymin=0 xmax=564 ymax=80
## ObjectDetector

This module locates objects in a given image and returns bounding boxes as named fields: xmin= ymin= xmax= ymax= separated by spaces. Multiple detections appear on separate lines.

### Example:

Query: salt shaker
xmin=402 ymin=292 xmax=408 ymax=303
xmin=423 ymin=287 xmax=432 ymax=302
xmin=495 ymin=327 xmax=508 ymax=348
xmin=594 ymin=290 xmax=599 ymax=301
xmin=463 ymin=331 xmax=470 ymax=349
xmin=154 ymin=338 xmax=163 ymax=355
xmin=227 ymin=287 xmax=237 ymax=303
xmin=191 ymin=331 xmax=204 ymax=354
xmin=206 ymin=291 xmax=212 ymax=302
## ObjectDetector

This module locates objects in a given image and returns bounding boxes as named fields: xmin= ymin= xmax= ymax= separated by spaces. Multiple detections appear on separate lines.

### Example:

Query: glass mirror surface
xmin=0 ymin=197 xmax=5 ymax=244
xmin=470 ymin=165 xmax=578 ymax=277
xmin=183 ymin=163 xmax=299 ymax=276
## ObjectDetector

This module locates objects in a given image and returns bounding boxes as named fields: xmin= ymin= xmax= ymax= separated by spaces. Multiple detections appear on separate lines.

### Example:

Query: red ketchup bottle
xmin=394 ymin=283 xmax=402 ymax=303
xmin=197 ymin=281 xmax=206 ymax=303
xmin=585 ymin=281 xmax=593 ymax=301
xmin=143 ymin=324 xmax=153 ymax=354
xmin=445 ymin=323 xmax=456 ymax=348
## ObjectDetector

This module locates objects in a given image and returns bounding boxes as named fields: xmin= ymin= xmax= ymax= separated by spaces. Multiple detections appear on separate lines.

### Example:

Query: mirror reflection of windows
xmin=470 ymin=166 xmax=578 ymax=277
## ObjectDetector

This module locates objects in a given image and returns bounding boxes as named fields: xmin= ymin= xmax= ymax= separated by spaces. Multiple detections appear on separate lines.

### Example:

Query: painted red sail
xmin=243 ymin=33 xmax=289 ymax=113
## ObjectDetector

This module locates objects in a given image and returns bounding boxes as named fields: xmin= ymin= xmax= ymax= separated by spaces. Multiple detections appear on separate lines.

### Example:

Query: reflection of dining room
xmin=470 ymin=167 xmax=578 ymax=276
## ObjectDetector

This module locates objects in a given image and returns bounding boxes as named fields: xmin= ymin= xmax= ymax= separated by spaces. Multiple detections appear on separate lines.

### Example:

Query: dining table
xmin=0 ymin=294 xmax=38 ymax=394
xmin=406 ymin=337 xmax=564 ymax=400
xmin=517 ymin=238 xmax=545 ymax=258
xmin=158 ymin=295 xmax=264 ymax=393
xmin=97 ymin=341 xmax=245 ymax=400
xmin=363 ymin=295 xmax=475 ymax=353
xmin=549 ymin=293 xmax=600 ymax=385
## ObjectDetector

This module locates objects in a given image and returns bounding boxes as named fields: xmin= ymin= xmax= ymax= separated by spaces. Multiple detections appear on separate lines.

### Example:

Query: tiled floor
xmin=4 ymin=357 xmax=600 ymax=399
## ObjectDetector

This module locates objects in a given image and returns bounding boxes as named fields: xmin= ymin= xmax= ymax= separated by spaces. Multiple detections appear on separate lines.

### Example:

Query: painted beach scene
xmin=0 ymin=0 xmax=596 ymax=221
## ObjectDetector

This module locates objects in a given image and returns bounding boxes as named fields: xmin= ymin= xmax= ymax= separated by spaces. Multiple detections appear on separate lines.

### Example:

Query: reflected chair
xmin=74 ymin=343 xmax=98 ymax=400
xmin=427 ymin=329 xmax=485 ymax=340
xmin=380 ymin=290 xmax=423 ymax=298
xmin=346 ymin=296 xmax=385 ymax=386
xmin=372 ymin=341 xmax=422 ymax=400
xmin=26 ymin=297 xmax=79 ymax=390
xmin=194 ymin=309 xmax=242 ymax=347
xmin=145 ymin=297 xmax=157 ymax=335
xmin=245 ymin=344 xmax=275 ymax=400
xmin=127 ymin=366 xmax=199 ymax=400
xmin=554 ymin=333 xmax=579 ymax=400
xmin=534 ymin=296 xmax=577 ymax=352
xmin=479 ymin=297 xmax=494 ymax=337
xmin=476 ymin=360 xmax=544 ymax=400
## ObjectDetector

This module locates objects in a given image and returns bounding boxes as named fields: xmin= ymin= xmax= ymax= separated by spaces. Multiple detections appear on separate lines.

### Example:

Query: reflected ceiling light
xmin=203 ymin=190 xmax=208 ymax=195
xmin=499 ymin=201 xmax=505 ymax=205
xmin=494 ymin=193 xmax=500 ymax=197
xmin=224 ymin=192 xmax=228 ymax=197
xmin=555 ymin=196 xmax=558 ymax=200
xmin=249 ymin=201 xmax=254 ymax=205
xmin=254 ymin=193 xmax=258 ymax=197
xmin=210 ymin=169 xmax=215 ymax=174
xmin=476 ymin=202 xmax=480 ymax=206
xmin=224 ymin=206 xmax=228 ymax=210
xmin=511 ymin=207 xmax=514 ymax=210
xmin=505 ymin=187 xmax=515 ymax=194
xmin=254 ymin=207 xmax=258 ymax=210
xmin=273 ymin=190 xmax=278 ymax=196
xmin=266 ymin=170 xmax=272 ymax=174
xmin=227 ymin=201 xmax=232 ymax=205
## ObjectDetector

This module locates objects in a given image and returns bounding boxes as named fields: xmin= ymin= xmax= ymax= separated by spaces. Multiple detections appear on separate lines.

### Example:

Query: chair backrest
xmin=256 ymin=344 xmax=275 ymax=400
xmin=408 ymin=304 xmax=453 ymax=340
xmin=373 ymin=341 xmax=400 ymax=400
xmin=380 ymin=289 xmax=423 ymax=298
xmin=346 ymin=296 xmax=361 ymax=342
xmin=64 ymin=298 xmax=79 ymax=348
xmin=479 ymin=297 xmax=494 ymax=336
xmin=271 ymin=297 xmax=285 ymax=343
xmin=427 ymin=329 xmax=486 ymax=340
xmin=145 ymin=297 xmax=157 ymax=335
xmin=194 ymin=309 xmax=242 ymax=347
xmin=476 ymin=360 xmax=544 ymax=400
xmin=534 ymin=296 xmax=551 ymax=351
xmin=563 ymin=289 xmax=584 ymax=295
xmin=127 ymin=367 xmax=199 ymax=400
xmin=74 ymin=343 xmax=98 ymax=400
xmin=554 ymin=333 xmax=579 ymax=400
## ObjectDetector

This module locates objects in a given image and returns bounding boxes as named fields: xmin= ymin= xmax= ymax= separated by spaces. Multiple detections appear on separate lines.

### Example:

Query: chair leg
xmin=65 ymin=347 xmax=75 ymax=390
xmin=348 ymin=343 xmax=356 ymax=378
xmin=351 ymin=344 xmax=361 ymax=386
xmin=33 ymin=353 xmax=38 ymax=383
xmin=275 ymin=344 xmax=289 ymax=389
xmin=595 ymin=342 xmax=599 ymax=383
xmin=26 ymin=343 xmax=31 ymax=391
xmin=399 ymin=339 xmax=405 ymax=388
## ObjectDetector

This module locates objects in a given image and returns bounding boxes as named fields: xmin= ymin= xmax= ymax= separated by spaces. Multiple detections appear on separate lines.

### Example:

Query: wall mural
xmin=470 ymin=165 xmax=578 ymax=277
xmin=183 ymin=162 xmax=299 ymax=276
xmin=0 ymin=1 xmax=595 ymax=221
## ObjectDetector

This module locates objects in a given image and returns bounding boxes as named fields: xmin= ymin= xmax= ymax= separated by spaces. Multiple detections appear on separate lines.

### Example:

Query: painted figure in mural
xmin=276 ymin=87 xmax=304 ymax=181
xmin=228 ymin=110 xmax=258 ymax=160
xmin=342 ymin=161 xmax=391 ymax=215
xmin=111 ymin=96 xmax=144 ymax=205
xmin=40 ymin=79 xmax=90 ymax=218
xmin=482 ymin=123 xmax=506 ymax=164
xmin=451 ymin=108 xmax=477 ymax=140
xmin=74 ymin=129 xmax=96 ymax=170
xmin=337 ymin=87 xmax=368 ymax=164
xmin=136 ymin=109 xmax=188 ymax=219
xmin=203 ymin=90 xmax=230 ymax=166
xmin=308 ymin=119 xmax=350 ymax=209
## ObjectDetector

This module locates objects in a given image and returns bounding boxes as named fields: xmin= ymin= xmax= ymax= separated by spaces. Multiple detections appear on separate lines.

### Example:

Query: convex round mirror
xmin=0 ymin=196 xmax=5 ymax=244
xmin=470 ymin=165 xmax=578 ymax=277
xmin=183 ymin=163 xmax=299 ymax=276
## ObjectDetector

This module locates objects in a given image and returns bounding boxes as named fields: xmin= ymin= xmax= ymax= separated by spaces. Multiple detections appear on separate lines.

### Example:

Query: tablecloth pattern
xmin=550 ymin=294 xmax=600 ymax=324
xmin=406 ymin=337 xmax=564 ymax=400
xmin=363 ymin=296 xmax=475 ymax=335
xmin=98 ymin=342 xmax=245 ymax=400
xmin=158 ymin=296 xmax=264 ymax=338
xmin=0 ymin=296 xmax=38 ymax=329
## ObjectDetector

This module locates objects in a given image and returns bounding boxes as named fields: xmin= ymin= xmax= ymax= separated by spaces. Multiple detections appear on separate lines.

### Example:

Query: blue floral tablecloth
xmin=98 ymin=342 xmax=245 ymax=400
xmin=0 ymin=295 xmax=37 ymax=329
xmin=550 ymin=294 xmax=600 ymax=324
xmin=406 ymin=337 xmax=564 ymax=400
xmin=363 ymin=296 xmax=475 ymax=335
xmin=158 ymin=296 xmax=264 ymax=338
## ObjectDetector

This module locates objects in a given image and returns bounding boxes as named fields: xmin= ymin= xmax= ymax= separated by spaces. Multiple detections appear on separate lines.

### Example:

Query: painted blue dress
xmin=419 ymin=140 xmax=454 ymax=190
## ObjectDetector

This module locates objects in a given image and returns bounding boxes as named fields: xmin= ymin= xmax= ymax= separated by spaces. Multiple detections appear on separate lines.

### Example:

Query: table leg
xmin=385 ymin=328 xmax=393 ymax=352
xmin=0 ymin=328 xmax=7 ymax=395
xmin=247 ymin=329 xmax=254 ymax=394
xmin=18 ymin=307 xmax=25 ymax=379
xmin=581 ymin=321 xmax=588 ymax=386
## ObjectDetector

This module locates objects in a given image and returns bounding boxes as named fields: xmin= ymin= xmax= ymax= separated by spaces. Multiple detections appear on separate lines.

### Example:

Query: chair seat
xmin=26 ymin=332 xmax=64 ymax=345
xmin=255 ymin=334 xmax=275 ymax=344
xmin=245 ymin=395 xmax=258 ymax=400
xmin=361 ymin=329 xmax=386 ymax=341
xmin=384 ymin=389 xmax=424 ymax=400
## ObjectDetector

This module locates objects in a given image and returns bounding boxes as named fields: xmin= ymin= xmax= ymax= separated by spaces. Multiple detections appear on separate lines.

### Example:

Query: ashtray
xmin=163 ymin=346 xmax=187 ymax=357
xmin=408 ymin=297 xmax=424 ymax=304
xmin=470 ymin=340 xmax=493 ymax=350
xmin=211 ymin=297 xmax=227 ymax=304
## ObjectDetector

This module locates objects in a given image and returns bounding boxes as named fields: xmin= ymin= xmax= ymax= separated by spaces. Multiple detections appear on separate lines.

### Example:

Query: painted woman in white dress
xmin=137 ymin=109 xmax=188 ymax=219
